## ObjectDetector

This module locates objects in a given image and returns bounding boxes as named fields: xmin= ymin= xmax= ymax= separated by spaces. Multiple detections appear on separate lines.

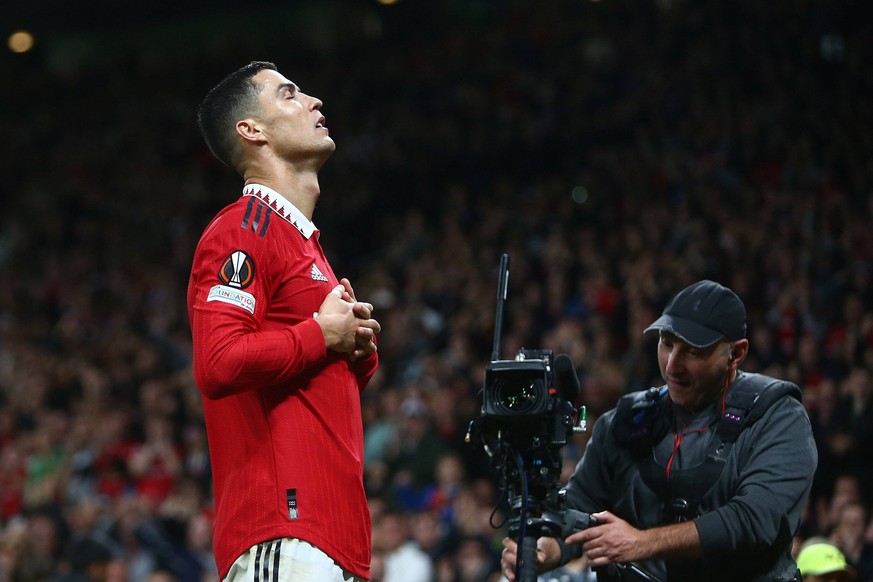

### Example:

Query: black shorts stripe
xmin=254 ymin=542 xmax=265 ymax=582
xmin=255 ymin=541 xmax=275 ymax=582
xmin=272 ymin=539 xmax=282 ymax=582
xmin=262 ymin=540 xmax=273 ymax=582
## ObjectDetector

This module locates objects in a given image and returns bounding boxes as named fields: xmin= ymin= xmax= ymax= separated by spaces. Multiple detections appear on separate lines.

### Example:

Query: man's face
xmin=657 ymin=333 xmax=732 ymax=412
xmin=251 ymin=68 xmax=335 ymax=163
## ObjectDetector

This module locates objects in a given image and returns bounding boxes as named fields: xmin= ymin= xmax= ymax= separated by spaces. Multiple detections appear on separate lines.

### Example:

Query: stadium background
xmin=1 ymin=0 xmax=871 ymax=580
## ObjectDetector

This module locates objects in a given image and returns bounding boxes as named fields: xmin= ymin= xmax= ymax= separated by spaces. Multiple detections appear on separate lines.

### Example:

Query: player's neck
xmin=244 ymin=163 xmax=321 ymax=220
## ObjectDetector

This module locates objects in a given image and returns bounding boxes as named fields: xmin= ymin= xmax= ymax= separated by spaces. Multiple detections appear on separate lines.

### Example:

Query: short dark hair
xmin=197 ymin=61 xmax=277 ymax=173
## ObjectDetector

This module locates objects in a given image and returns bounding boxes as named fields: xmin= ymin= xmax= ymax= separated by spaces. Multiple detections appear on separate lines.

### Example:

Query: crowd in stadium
xmin=0 ymin=0 xmax=871 ymax=580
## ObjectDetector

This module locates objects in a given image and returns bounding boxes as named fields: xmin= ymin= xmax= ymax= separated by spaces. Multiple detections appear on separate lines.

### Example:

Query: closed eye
xmin=278 ymin=82 xmax=299 ymax=100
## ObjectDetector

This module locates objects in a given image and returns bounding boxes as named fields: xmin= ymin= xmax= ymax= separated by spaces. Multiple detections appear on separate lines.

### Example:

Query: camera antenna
xmin=491 ymin=254 xmax=510 ymax=362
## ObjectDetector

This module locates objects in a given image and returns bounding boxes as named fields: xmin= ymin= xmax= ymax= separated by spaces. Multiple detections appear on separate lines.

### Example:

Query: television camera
xmin=465 ymin=254 xmax=592 ymax=582
xmin=466 ymin=254 xmax=661 ymax=582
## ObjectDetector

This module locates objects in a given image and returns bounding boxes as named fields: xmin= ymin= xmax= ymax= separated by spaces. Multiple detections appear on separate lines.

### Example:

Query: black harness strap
xmin=612 ymin=386 xmax=673 ymax=457
xmin=716 ymin=375 xmax=801 ymax=443
xmin=614 ymin=373 xmax=801 ymax=523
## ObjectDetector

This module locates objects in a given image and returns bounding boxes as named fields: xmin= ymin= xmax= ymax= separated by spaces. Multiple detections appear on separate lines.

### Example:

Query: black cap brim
xmin=644 ymin=314 xmax=725 ymax=348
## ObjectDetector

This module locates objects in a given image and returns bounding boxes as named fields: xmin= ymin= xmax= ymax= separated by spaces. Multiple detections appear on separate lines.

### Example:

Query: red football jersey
xmin=187 ymin=184 xmax=377 ymax=579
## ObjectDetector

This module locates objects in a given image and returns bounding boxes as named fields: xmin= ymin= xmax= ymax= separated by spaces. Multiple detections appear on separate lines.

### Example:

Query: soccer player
xmin=188 ymin=61 xmax=381 ymax=582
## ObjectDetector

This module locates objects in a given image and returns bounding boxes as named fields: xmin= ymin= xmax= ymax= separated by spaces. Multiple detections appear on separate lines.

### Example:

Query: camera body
xmin=482 ymin=349 xmax=554 ymax=423
xmin=465 ymin=254 xmax=591 ymax=582
xmin=477 ymin=348 xmax=579 ymax=502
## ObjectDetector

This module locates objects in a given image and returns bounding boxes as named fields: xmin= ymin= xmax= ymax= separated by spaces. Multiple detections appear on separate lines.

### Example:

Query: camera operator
xmin=501 ymin=280 xmax=817 ymax=582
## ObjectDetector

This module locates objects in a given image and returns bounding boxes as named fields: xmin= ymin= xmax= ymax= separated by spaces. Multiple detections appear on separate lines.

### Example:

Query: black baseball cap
xmin=644 ymin=280 xmax=746 ymax=348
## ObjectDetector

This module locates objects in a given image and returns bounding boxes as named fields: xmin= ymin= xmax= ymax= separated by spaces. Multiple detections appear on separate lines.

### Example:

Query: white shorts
xmin=223 ymin=538 xmax=367 ymax=582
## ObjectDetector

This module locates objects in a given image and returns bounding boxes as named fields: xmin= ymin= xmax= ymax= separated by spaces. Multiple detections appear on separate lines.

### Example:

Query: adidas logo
xmin=310 ymin=264 xmax=329 ymax=282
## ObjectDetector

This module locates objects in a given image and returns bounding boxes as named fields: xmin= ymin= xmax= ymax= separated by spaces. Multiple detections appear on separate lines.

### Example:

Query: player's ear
xmin=236 ymin=118 xmax=266 ymax=145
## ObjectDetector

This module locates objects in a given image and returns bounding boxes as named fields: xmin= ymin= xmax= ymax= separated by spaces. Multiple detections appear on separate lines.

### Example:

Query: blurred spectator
xmin=830 ymin=368 xmax=873 ymax=493
xmin=51 ymin=536 xmax=115 ymax=582
xmin=410 ymin=509 xmax=456 ymax=561
xmin=127 ymin=415 xmax=182 ymax=511
xmin=535 ymin=554 xmax=597 ymax=582
xmin=386 ymin=396 xmax=448 ymax=509
xmin=455 ymin=535 xmax=498 ymax=582
xmin=829 ymin=502 xmax=873 ymax=581
xmin=111 ymin=496 xmax=159 ymax=582
xmin=797 ymin=538 xmax=857 ymax=581
xmin=429 ymin=452 xmax=466 ymax=510
xmin=364 ymin=387 xmax=402 ymax=468
xmin=144 ymin=571 xmax=178 ymax=582
xmin=16 ymin=507 xmax=63 ymax=580
xmin=374 ymin=510 xmax=433 ymax=582
xmin=22 ymin=412 xmax=68 ymax=511
xmin=184 ymin=513 xmax=218 ymax=582
xmin=818 ymin=473 xmax=864 ymax=536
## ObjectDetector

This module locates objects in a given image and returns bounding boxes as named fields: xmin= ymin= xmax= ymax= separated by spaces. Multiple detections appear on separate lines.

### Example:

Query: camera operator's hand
xmin=500 ymin=536 xmax=561 ymax=582
xmin=565 ymin=511 xmax=640 ymax=567
xmin=565 ymin=510 xmax=701 ymax=568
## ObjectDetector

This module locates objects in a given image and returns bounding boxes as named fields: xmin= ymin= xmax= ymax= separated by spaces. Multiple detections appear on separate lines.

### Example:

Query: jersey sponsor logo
xmin=218 ymin=250 xmax=255 ymax=289
xmin=241 ymin=197 xmax=272 ymax=237
xmin=310 ymin=263 xmax=328 ymax=282
xmin=206 ymin=285 xmax=256 ymax=314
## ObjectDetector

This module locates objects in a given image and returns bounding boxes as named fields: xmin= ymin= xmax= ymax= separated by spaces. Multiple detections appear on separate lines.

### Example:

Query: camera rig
xmin=466 ymin=254 xmax=592 ymax=582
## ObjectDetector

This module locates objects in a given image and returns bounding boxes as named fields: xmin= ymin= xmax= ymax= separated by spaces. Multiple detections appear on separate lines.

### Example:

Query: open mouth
xmin=316 ymin=116 xmax=327 ymax=129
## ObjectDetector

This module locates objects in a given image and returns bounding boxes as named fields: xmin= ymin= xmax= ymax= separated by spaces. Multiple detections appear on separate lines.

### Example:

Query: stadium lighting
xmin=7 ymin=30 xmax=35 ymax=53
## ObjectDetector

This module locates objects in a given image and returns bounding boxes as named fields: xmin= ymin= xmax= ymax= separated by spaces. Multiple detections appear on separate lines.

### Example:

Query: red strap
xmin=666 ymin=418 xmax=710 ymax=479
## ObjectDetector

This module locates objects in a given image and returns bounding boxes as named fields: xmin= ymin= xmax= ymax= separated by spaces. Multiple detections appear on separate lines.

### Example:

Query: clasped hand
xmin=315 ymin=278 xmax=381 ymax=360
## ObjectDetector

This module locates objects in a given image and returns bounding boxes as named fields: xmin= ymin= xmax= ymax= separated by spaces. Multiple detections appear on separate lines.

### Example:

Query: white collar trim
xmin=242 ymin=184 xmax=316 ymax=239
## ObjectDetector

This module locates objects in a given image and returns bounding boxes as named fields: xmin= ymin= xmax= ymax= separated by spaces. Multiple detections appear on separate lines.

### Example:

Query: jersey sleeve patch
xmin=218 ymin=250 xmax=255 ymax=289
xmin=207 ymin=285 xmax=256 ymax=314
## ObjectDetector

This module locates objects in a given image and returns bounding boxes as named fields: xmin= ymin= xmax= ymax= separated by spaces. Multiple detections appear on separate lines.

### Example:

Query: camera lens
xmin=498 ymin=378 xmax=542 ymax=413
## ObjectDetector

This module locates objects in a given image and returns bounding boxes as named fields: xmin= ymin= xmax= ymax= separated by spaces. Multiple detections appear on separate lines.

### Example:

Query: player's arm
xmin=188 ymin=222 xmax=376 ymax=398
xmin=192 ymin=282 xmax=379 ymax=399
